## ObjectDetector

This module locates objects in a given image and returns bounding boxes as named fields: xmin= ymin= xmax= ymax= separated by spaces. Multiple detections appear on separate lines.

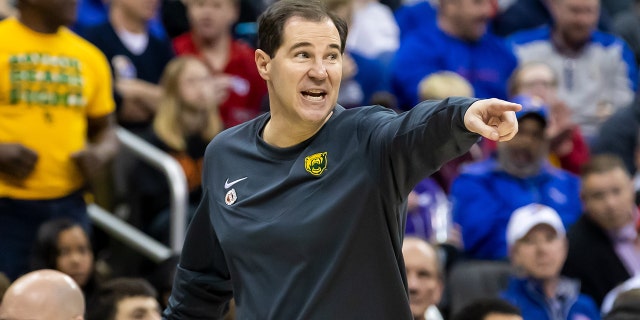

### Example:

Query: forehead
xmin=452 ymin=0 xmax=491 ymax=7
xmin=521 ymin=224 xmax=558 ymax=240
xmin=557 ymin=0 xmax=599 ymax=9
xmin=58 ymin=226 xmax=88 ymax=241
xmin=403 ymin=244 xmax=438 ymax=268
xmin=583 ymin=168 xmax=630 ymax=189
xmin=117 ymin=296 xmax=159 ymax=311
xmin=280 ymin=16 xmax=340 ymax=47
xmin=186 ymin=0 xmax=236 ymax=6
xmin=519 ymin=65 xmax=555 ymax=81
xmin=516 ymin=116 xmax=545 ymax=131
xmin=485 ymin=313 xmax=523 ymax=320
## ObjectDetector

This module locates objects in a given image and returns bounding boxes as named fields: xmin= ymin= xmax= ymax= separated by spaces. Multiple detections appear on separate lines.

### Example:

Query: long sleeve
xmin=162 ymin=97 xmax=484 ymax=319
xmin=362 ymin=97 xmax=480 ymax=198
xmin=608 ymin=39 xmax=637 ymax=108
xmin=162 ymin=188 xmax=233 ymax=320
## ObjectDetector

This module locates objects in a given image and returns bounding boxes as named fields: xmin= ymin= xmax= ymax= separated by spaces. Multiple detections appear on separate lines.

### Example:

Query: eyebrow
xmin=289 ymin=42 xmax=342 ymax=52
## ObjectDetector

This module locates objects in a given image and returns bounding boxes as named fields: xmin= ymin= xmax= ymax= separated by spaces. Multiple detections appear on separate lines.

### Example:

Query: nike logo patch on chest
xmin=225 ymin=177 xmax=248 ymax=189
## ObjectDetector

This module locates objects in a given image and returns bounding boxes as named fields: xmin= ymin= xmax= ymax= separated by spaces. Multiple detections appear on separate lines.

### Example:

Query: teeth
xmin=304 ymin=90 xmax=325 ymax=95
xmin=304 ymin=94 xmax=324 ymax=101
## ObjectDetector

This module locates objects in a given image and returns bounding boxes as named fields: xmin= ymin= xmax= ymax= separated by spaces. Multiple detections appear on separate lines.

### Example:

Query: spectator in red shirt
xmin=173 ymin=0 xmax=268 ymax=128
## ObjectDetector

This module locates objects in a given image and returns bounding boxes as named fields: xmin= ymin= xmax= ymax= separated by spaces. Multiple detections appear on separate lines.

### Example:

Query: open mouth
xmin=511 ymin=149 xmax=534 ymax=164
xmin=301 ymin=89 xmax=327 ymax=102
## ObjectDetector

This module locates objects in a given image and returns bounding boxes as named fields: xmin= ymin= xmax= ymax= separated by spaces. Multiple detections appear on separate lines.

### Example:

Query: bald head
xmin=403 ymin=237 xmax=442 ymax=277
xmin=0 ymin=269 xmax=85 ymax=320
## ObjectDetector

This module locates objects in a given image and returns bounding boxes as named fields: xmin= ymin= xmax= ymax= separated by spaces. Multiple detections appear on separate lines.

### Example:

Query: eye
xmin=295 ymin=52 xmax=309 ymax=59
xmin=58 ymin=247 xmax=71 ymax=256
xmin=327 ymin=53 xmax=339 ymax=61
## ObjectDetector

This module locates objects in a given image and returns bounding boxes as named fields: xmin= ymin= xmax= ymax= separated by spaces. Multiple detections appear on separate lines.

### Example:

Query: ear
xmin=255 ymin=49 xmax=271 ymax=81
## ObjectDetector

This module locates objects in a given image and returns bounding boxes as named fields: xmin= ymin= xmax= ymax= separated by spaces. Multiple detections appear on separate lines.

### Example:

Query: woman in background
xmin=129 ymin=55 xmax=225 ymax=244
xmin=30 ymin=218 xmax=103 ymax=307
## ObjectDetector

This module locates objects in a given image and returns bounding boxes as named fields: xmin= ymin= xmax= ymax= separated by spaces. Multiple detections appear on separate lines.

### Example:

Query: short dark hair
xmin=605 ymin=288 xmax=640 ymax=320
xmin=257 ymin=0 xmax=348 ymax=57
xmin=86 ymin=277 xmax=158 ymax=320
xmin=580 ymin=154 xmax=630 ymax=180
xmin=452 ymin=298 xmax=522 ymax=320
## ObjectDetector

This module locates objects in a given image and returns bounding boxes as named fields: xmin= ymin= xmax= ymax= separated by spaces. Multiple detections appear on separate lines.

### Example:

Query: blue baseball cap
xmin=511 ymin=94 xmax=548 ymax=127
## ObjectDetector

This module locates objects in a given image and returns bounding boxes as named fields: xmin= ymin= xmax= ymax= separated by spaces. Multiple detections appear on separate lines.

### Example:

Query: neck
xmin=540 ymin=277 xmax=559 ymax=298
xmin=197 ymin=31 xmax=231 ymax=51
xmin=198 ymin=33 xmax=231 ymax=71
xmin=262 ymin=111 xmax=333 ymax=148
xmin=498 ymin=155 xmax=544 ymax=178
xmin=18 ymin=10 xmax=60 ymax=34
xmin=110 ymin=7 xmax=146 ymax=34
xmin=414 ymin=312 xmax=426 ymax=320
xmin=551 ymin=29 xmax=587 ymax=57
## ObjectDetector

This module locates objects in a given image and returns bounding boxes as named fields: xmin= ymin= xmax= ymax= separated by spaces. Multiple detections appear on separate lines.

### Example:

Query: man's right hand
xmin=118 ymin=98 xmax=153 ymax=123
xmin=0 ymin=144 xmax=38 ymax=179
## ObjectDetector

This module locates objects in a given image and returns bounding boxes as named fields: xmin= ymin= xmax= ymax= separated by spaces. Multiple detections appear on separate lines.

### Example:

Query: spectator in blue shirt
xmin=390 ymin=0 xmax=517 ymax=109
xmin=451 ymin=95 xmax=582 ymax=260
xmin=501 ymin=203 xmax=601 ymax=320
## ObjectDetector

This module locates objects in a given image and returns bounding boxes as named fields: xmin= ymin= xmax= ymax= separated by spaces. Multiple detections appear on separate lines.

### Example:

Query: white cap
xmin=506 ymin=203 xmax=565 ymax=247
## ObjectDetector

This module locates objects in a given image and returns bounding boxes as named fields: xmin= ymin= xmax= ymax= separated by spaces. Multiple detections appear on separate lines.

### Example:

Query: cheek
xmin=421 ymin=278 xmax=439 ymax=294
xmin=332 ymin=64 xmax=343 ymax=79
xmin=619 ymin=191 xmax=635 ymax=206
xmin=80 ymin=253 xmax=93 ymax=266
xmin=56 ymin=256 xmax=70 ymax=271
xmin=533 ymin=140 xmax=547 ymax=153
xmin=181 ymin=87 xmax=199 ymax=103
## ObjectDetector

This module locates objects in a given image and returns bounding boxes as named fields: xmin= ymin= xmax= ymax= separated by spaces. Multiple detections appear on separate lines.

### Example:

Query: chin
xmin=532 ymin=269 xmax=557 ymax=280
xmin=299 ymin=104 xmax=333 ymax=120
xmin=410 ymin=305 xmax=428 ymax=318
xmin=301 ymin=112 xmax=331 ymax=124
xmin=72 ymin=275 xmax=89 ymax=286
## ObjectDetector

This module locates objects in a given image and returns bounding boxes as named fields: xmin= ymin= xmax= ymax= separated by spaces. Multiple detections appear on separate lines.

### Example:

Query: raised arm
xmin=463 ymin=98 xmax=521 ymax=142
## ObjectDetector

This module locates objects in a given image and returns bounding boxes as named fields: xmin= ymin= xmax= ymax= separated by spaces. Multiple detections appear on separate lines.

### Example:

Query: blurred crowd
xmin=2 ymin=0 xmax=640 ymax=319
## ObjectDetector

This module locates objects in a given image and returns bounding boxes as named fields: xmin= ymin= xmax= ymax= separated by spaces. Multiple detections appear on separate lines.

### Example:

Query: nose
xmin=308 ymin=58 xmax=328 ymax=80
xmin=535 ymin=240 xmax=551 ymax=254
xmin=604 ymin=193 xmax=620 ymax=211
xmin=69 ymin=251 xmax=83 ymax=264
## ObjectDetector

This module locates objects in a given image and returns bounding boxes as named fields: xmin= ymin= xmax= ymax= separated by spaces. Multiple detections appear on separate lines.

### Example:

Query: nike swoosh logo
xmin=224 ymin=177 xmax=248 ymax=189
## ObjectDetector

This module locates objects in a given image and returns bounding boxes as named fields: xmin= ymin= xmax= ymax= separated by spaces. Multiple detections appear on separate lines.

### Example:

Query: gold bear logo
xmin=304 ymin=152 xmax=327 ymax=176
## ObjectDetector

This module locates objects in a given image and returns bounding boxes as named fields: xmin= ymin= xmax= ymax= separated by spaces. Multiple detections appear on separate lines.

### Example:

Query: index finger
xmin=487 ymin=99 xmax=522 ymax=114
